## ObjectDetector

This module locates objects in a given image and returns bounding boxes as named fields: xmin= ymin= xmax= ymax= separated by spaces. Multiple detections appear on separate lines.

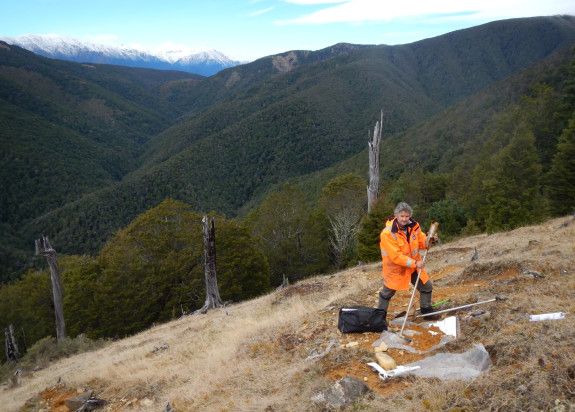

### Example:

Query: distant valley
xmin=2 ymin=15 xmax=575 ymax=281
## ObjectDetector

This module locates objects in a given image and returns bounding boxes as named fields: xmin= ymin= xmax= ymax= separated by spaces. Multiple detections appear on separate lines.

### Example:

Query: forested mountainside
xmin=2 ymin=15 xmax=575 ymax=282
xmin=1 ymin=15 xmax=575 ymax=358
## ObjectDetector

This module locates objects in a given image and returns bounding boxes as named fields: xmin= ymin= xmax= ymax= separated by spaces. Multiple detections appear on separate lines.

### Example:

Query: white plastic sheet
xmin=367 ymin=363 xmax=421 ymax=380
xmin=431 ymin=316 xmax=459 ymax=338
xmin=404 ymin=343 xmax=492 ymax=381
xmin=529 ymin=312 xmax=567 ymax=321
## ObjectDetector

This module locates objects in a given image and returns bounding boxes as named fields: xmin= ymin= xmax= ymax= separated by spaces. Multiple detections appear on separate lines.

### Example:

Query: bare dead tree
xmin=195 ymin=216 xmax=225 ymax=314
xmin=35 ymin=236 xmax=66 ymax=340
xmin=5 ymin=324 xmax=20 ymax=364
xmin=367 ymin=110 xmax=383 ymax=213
xmin=328 ymin=203 xmax=365 ymax=269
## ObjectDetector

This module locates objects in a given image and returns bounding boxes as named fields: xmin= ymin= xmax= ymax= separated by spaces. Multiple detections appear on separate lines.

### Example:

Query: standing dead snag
xmin=35 ymin=236 xmax=66 ymax=340
xmin=195 ymin=216 xmax=225 ymax=314
xmin=5 ymin=324 xmax=20 ymax=364
xmin=367 ymin=110 xmax=383 ymax=213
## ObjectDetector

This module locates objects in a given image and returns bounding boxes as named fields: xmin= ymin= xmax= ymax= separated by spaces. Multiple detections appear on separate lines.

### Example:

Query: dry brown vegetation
xmin=1 ymin=216 xmax=574 ymax=411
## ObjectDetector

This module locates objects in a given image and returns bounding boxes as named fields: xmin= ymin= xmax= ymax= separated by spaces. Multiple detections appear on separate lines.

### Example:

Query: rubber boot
xmin=420 ymin=290 xmax=433 ymax=308
xmin=377 ymin=297 xmax=389 ymax=327
xmin=378 ymin=292 xmax=391 ymax=312
xmin=420 ymin=291 xmax=441 ymax=320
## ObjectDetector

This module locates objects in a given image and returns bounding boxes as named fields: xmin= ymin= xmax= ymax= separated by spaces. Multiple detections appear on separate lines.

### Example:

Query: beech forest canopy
xmin=1 ymin=16 xmax=575 ymax=357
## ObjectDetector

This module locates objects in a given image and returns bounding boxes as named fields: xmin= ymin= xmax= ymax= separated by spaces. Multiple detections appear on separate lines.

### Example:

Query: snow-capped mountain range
xmin=0 ymin=34 xmax=246 ymax=76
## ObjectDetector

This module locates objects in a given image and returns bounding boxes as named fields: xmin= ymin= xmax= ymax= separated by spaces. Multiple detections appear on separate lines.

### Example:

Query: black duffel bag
xmin=338 ymin=305 xmax=387 ymax=333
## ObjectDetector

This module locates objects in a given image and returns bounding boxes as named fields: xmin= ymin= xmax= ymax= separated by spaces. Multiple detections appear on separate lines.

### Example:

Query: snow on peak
xmin=0 ymin=34 xmax=244 ymax=74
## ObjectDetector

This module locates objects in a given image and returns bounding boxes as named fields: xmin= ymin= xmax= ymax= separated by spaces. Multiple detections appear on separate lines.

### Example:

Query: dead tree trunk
xmin=367 ymin=110 xmax=383 ymax=213
xmin=5 ymin=324 xmax=20 ymax=364
xmin=35 ymin=236 xmax=66 ymax=340
xmin=195 ymin=216 xmax=224 ymax=314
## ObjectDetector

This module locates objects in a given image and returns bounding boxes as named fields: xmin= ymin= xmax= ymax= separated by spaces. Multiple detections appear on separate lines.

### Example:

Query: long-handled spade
xmin=397 ymin=249 xmax=427 ymax=343
xmin=397 ymin=221 xmax=439 ymax=343
xmin=416 ymin=297 xmax=506 ymax=318
xmin=392 ymin=298 xmax=449 ymax=320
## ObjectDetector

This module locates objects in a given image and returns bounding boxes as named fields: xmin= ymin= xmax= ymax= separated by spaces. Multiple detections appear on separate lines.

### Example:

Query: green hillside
xmin=2 ymin=15 xmax=575 ymax=281
xmin=0 ymin=44 xmax=201 ymax=279
xmin=287 ymin=44 xmax=575 ymax=204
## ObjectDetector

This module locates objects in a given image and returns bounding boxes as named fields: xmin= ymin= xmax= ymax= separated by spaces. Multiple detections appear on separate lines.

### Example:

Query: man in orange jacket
xmin=378 ymin=202 xmax=440 ymax=320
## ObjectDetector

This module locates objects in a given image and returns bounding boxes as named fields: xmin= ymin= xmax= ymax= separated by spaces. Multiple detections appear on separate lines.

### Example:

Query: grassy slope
xmin=2 ymin=215 xmax=574 ymax=411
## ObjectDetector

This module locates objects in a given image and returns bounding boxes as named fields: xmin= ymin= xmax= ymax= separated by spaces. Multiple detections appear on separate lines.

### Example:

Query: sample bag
xmin=338 ymin=306 xmax=387 ymax=333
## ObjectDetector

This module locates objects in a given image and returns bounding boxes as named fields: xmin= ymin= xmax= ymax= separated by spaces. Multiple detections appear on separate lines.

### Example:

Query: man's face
xmin=396 ymin=211 xmax=411 ymax=228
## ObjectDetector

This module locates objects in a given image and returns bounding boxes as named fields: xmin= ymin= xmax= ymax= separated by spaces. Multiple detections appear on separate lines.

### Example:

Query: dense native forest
xmin=1 ymin=16 xmax=575 ymax=360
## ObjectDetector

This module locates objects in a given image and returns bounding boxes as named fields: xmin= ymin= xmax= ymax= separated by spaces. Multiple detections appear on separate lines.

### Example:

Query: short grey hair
xmin=394 ymin=202 xmax=413 ymax=216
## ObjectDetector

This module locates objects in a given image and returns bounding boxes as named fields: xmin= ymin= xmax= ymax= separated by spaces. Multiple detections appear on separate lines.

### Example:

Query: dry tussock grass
xmin=1 ymin=216 xmax=574 ymax=411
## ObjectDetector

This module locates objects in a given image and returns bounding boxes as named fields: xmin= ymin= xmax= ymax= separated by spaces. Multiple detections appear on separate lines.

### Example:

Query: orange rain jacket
xmin=380 ymin=217 xmax=429 ymax=291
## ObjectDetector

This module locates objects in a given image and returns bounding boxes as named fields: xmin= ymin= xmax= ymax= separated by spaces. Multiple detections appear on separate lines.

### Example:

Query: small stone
xmin=141 ymin=398 xmax=154 ymax=407
xmin=374 ymin=341 xmax=388 ymax=353
xmin=345 ymin=342 xmax=359 ymax=348
xmin=64 ymin=392 xmax=92 ymax=411
xmin=375 ymin=353 xmax=397 ymax=370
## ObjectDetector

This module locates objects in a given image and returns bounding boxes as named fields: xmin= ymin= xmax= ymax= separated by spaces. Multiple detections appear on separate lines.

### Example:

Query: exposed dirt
xmin=36 ymin=384 xmax=79 ymax=411
xmin=33 ymin=263 xmax=522 ymax=409
xmin=319 ymin=262 xmax=501 ymax=398
xmin=9 ymin=216 xmax=575 ymax=411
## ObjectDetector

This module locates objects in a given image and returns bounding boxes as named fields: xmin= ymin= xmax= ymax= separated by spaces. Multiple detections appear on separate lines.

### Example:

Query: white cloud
xmin=283 ymin=0 xmax=348 ymax=4
xmin=277 ymin=0 xmax=575 ymax=25
xmin=250 ymin=6 xmax=275 ymax=16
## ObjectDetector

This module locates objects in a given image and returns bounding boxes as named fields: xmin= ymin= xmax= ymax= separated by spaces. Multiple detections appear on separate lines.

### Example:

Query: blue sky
xmin=2 ymin=0 xmax=574 ymax=61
